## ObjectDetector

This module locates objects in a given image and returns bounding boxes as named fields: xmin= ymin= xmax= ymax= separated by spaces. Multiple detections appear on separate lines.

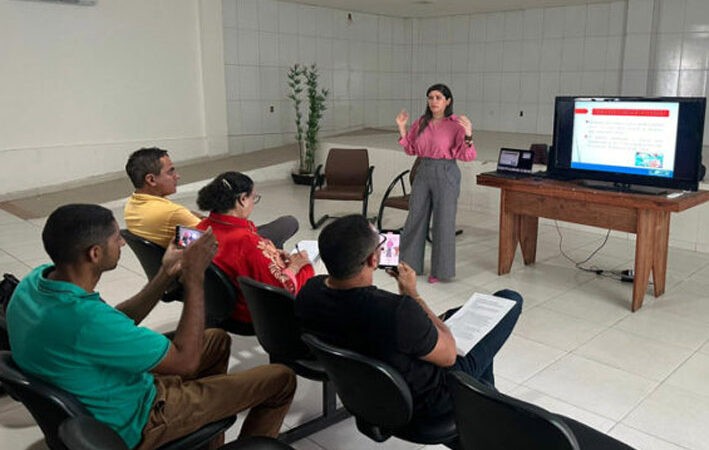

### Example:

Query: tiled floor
xmin=2 ymin=178 xmax=709 ymax=450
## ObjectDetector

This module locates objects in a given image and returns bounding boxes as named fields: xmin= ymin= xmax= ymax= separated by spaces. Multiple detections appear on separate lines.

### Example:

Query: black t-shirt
xmin=295 ymin=275 xmax=450 ymax=417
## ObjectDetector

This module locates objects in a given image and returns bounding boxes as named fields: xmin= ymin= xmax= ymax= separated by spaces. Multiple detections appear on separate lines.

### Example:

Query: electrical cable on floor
xmin=554 ymin=221 xmax=628 ymax=282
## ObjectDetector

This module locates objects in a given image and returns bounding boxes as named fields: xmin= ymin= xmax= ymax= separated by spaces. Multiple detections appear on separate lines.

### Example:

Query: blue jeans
xmin=447 ymin=289 xmax=523 ymax=387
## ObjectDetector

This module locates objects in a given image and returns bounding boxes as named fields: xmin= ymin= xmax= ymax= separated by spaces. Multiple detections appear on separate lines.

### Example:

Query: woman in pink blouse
xmin=395 ymin=84 xmax=476 ymax=283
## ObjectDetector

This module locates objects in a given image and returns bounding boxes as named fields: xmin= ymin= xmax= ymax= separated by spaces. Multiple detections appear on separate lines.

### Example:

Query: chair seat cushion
xmin=383 ymin=195 xmax=410 ymax=210
xmin=394 ymin=410 xmax=457 ymax=445
xmin=314 ymin=186 xmax=365 ymax=201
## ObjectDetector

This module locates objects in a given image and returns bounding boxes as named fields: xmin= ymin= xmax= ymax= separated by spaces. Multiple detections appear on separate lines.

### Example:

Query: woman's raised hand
xmin=457 ymin=114 xmax=473 ymax=136
xmin=395 ymin=109 xmax=409 ymax=128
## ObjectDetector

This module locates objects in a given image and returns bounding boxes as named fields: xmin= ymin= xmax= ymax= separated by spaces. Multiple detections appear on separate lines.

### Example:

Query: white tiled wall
xmin=224 ymin=0 xmax=709 ymax=154
xmin=411 ymin=2 xmax=626 ymax=136
xmin=223 ymin=0 xmax=413 ymax=154
xmin=647 ymin=0 xmax=709 ymax=143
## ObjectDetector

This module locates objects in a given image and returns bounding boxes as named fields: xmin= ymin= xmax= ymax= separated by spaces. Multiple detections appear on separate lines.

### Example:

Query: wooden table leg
xmin=519 ymin=215 xmax=538 ymax=265
xmin=652 ymin=211 xmax=670 ymax=297
xmin=498 ymin=190 xmax=518 ymax=275
xmin=632 ymin=209 xmax=657 ymax=311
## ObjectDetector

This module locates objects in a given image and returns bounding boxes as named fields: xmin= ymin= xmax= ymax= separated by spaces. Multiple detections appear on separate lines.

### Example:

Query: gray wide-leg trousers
xmin=400 ymin=158 xmax=460 ymax=279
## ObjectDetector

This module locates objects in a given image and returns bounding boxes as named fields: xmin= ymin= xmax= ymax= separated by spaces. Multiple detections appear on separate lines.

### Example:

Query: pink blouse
xmin=398 ymin=114 xmax=477 ymax=162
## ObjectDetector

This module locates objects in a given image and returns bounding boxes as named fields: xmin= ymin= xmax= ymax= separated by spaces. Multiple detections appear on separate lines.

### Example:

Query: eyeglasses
xmin=375 ymin=234 xmax=387 ymax=252
xmin=360 ymin=233 xmax=386 ymax=265
xmin=252 ymin=194 xmax=261 ymax=204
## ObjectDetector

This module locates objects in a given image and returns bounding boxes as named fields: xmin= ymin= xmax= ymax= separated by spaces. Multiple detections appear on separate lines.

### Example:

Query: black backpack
xmin=0 ymin=273 xmax=19 ymax=351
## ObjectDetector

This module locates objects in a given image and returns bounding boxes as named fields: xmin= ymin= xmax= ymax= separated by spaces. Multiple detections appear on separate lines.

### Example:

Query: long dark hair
xmin=418 ymin=83 xmax=454 ymax=135
xmin=197 ymin=171 xmax=254 ymax=214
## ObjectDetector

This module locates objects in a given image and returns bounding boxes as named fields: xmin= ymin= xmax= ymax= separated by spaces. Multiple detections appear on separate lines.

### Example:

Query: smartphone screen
xmin=378 ymin=231 xmax=400 ymax=269
xmin=175 ymin=225 xmax=204 ymax=248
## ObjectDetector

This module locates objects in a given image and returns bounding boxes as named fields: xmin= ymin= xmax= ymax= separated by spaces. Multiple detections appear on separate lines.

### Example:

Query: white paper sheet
xmin=444 ymin=292 xmax=517 ymax=356
xmin=293 ymin=240 xmax=320 ymax=264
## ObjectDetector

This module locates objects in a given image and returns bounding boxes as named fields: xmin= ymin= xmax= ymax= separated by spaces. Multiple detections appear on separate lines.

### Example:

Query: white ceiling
xmin=284 ymin=0 xmax=616 ymax=17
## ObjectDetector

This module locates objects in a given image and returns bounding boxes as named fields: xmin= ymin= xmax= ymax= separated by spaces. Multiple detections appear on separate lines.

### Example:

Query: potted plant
xmin=288 ymin=63 xmax=328 ymax=185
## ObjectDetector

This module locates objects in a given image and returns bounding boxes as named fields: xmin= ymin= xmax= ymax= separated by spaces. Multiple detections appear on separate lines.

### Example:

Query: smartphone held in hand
xmin=175 ymin=225 xmax=204 ymax=248
xmin=377 ymin=230 xmax=400 ymax=269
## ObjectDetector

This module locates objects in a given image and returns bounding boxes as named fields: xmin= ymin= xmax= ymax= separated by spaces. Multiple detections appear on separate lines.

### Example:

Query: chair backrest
xmin=324 ymin=148 xmax=370 ymax=186
xmin=447 ymin=371 xmax=580 ymax=450
xmin=301 ymin=333 xmax=412 ymax=430
xmin=237 ymin=277 xmax=310 ymax=362
xmin=59 ymin=416 xmax=128 ymax=450
xmin=529 ymin=143 xmax=548 ymax=165
xmin=120 ymin=229 xmax=165 ymax=281
xmin=0 ymin=351 xmax=89 ymax=450
xmin=203 ymin=264 xmax=240 ymax=327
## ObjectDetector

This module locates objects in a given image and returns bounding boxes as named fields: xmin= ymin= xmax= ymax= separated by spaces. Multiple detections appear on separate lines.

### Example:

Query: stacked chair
xmin=237 ymin=277 xmax=350 ymax=444
xmin=0 ymin=351 xmax=235 ymax=450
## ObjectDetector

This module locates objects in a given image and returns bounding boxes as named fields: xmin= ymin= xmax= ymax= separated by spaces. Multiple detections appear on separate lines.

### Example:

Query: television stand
xmin=476 ymin=173 xmax=709 ymax=312
xmin=575 ymin=180 xmax=670 ymax=196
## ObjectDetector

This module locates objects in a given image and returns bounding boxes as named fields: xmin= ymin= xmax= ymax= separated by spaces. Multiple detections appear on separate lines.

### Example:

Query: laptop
xmin=495 ymin=148 xmax=534 ymax=178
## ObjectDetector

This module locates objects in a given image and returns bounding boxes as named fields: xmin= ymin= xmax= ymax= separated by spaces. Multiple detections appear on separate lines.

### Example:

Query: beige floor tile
xmin=647 ymin=284 xmax=709 ymax=325
xmin=2 ymin=241 xmax=49 ymax=264
xmin=665 ymin=352 xmax=709 ymax=398
xmin=0 ymin=260 xmax=32 ymax=279
xmin=699 ymin=340 xmax=709 ymax=356
xmin=574 ymin=328 xmax=694 ymax=381
xmin=542 ymin=278 xmax=636 ymax=326
xmin=608 ymin=424 xmax=690 ymax=450
xmin=0 ymin=250 xmax=18 ymax=264
xmin=509 ymin=386 xmax=616 ymax=433
xmin=514 ymin=306 xmax=606 ymax=351
xmin=614 ymin=308 xmax=709 ymax=351
xmin=624 ymin=384 xmax=709 ymax=450
xmin=481 ymin=275 xmax=566 ymax=310
xmin=494 ymin=335 xmax=566 ymax=384
xmin=525 ymin=354 xmax=657 ymax=421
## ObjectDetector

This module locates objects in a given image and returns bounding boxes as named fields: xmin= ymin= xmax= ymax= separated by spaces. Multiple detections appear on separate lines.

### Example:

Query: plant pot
xmin=291 ymin=172 xmax=315 ymax=185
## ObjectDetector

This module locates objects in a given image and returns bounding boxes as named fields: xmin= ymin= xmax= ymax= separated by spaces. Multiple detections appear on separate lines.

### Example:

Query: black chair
xmin=309 ymin=148 xmax=374 ymax=229
xmin=120 ymin=230 xmax=182 ymax=302
xmin=120 ymin=230 xmax=253 ymax=335
xmin=0 ymin=351 xmax=235 ymax=450
xmin=59 ymin=416 xmax=295 ymax=450
xmin=301 ymin=333 xmax=458 ymax=447
xmin=237 ymin=277 xmax=350 ymax=443
xmin=204 ymin=264 xmax=254 ymax=336
xmin=447 ymin=371 xmax=635 ymax=450
xmin=376 ymin=157 xmax=420 ymax=232
xmin=376 ymin=158 xmax=462 ymax=240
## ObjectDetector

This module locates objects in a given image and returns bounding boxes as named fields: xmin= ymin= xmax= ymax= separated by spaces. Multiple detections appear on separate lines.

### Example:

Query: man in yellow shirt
xmin=124 ymin=148 xmax=298 ymax=248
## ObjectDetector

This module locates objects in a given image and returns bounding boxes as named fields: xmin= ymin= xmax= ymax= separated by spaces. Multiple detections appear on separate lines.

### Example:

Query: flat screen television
xmin=548 ymin=96 xmax=706 ymax=192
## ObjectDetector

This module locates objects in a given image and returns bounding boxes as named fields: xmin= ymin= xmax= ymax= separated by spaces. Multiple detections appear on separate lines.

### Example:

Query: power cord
xmin=554 ymin=221 xmax=638 ymax=283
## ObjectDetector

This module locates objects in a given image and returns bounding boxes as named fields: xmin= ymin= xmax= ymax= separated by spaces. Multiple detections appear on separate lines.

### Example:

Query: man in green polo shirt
xmin=7 ymin=204 xmax=296 ymax=449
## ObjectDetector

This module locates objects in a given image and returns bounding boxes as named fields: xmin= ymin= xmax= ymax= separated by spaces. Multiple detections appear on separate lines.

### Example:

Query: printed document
xmin=444 ymin=292 xmax=517 ymax=356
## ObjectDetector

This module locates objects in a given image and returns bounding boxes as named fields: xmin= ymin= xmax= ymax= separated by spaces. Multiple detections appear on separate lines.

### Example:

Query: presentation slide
xmin=571 ymin=100 xmax=679 ymax=177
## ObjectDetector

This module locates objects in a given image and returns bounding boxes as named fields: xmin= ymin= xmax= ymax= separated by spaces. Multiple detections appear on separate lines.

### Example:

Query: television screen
xmin=549 ymin=96 xmax=706 ymax=192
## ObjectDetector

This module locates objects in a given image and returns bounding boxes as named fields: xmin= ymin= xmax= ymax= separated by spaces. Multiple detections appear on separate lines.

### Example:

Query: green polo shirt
xmin=6 ymin=264 xmax=170 ymax=449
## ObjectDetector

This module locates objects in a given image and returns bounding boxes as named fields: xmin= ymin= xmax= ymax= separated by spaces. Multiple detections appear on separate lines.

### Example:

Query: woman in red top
xmin=196 ymin=171 xmax=314 ymax=323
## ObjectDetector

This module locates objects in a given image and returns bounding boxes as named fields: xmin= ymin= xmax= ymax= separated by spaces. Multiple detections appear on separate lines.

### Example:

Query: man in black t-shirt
xmin=295 ymin=215 xmax=523 ymax=419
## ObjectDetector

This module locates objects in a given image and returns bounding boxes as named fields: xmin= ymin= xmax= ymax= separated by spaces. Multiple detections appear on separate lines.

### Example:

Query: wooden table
xmin=477 ymin=172 xmax=709 ymax=311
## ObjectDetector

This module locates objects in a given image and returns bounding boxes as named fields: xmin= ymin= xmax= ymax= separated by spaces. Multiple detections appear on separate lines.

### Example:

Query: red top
xmin=197 ymin=213 xmax=314 ymax=322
